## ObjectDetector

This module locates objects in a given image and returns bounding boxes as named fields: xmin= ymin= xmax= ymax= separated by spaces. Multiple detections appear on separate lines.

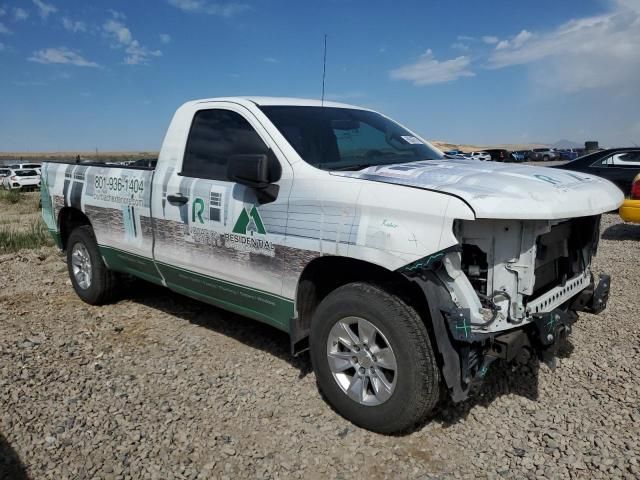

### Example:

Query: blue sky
xmin=0 ymin=0 xmax=639 ymax=151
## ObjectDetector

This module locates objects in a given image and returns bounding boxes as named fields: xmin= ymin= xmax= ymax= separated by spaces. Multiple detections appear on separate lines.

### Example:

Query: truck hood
xmin=333 ymin=159 xmax=624 ymax=220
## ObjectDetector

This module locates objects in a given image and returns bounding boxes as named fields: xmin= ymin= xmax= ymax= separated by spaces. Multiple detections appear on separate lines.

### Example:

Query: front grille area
xmin=532 ymin=216 xmax=600 ymax=298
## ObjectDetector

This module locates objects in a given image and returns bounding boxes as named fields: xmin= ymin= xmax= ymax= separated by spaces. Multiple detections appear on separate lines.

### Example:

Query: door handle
xmin=167 ymin=193 xmax=188 ymax=205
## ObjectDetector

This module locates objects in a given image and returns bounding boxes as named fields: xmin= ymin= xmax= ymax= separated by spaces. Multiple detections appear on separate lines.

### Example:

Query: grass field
xmin=0 ymin=190 xmax=52 ymax=253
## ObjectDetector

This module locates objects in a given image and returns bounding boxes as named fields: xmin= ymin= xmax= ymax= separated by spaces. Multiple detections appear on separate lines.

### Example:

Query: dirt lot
xmin=1 ymin=196 xmax=639 ymax=479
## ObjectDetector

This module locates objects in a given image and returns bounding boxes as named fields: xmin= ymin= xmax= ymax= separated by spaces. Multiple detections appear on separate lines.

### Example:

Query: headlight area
xmin=448 ymin=215 xmax=602 ymax=330
xmin=397 ymin=215 xmax=609 ymax=403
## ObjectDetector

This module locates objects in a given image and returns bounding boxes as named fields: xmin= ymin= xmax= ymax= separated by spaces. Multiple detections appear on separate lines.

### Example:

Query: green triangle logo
xmin=232 ymin=205 xmax=266 ymax=235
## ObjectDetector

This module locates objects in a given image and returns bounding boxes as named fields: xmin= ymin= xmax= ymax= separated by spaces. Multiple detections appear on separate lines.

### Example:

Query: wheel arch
xmin=58 ymin=207 xmax=92 ymax=251
xmin=290 ymin=255 xmax=432 ymax=355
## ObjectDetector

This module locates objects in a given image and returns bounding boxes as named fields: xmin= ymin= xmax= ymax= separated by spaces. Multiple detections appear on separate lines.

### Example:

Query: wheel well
xmin=291 ymin=256 xmax=430 ymax=352
xmin=58 ymin=207 xmax=92 ymax=250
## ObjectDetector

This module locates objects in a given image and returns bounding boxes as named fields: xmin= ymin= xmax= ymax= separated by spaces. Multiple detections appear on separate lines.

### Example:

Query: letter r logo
xmin=192 ymin=197 xmax=205 ymax=224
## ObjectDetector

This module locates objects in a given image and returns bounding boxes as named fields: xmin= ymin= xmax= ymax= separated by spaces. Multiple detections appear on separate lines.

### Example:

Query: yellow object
xmin=619 ymin=199 xmax=640 ymax=223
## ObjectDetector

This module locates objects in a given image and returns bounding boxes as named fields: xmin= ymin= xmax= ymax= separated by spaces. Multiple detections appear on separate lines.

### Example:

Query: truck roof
xmin=189 ymin=96 xmax=367 ymax=110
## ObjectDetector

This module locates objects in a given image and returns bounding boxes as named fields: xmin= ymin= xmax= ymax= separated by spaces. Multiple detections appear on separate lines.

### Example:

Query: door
xmin=151 ymin=103 xmax=294 ymax=330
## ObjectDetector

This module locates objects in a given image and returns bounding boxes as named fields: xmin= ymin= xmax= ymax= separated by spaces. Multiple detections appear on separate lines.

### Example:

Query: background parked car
xmin=129 ymin=158 xmax=158 ymax=168
xmin=553 ymin=148 xmax=640 ymax=195
xmin=527 ymin=148 xmax=559 ymax=161
xmin=619 ymin=173 xmax=640 ymax=223
xmin=0 ymin=167 xmax=11 ymax=181
xmin=465 ymin=151 xmax=492 ymax=161
xmin=443 ymin=149 xmax=464 ymax=156
xmin=556 ymin=149 xmax=580 ymax=160
xmin=9 ymin=162 xmax=42 ymax=175
xmin=483 ymin=149 xmax=512 ymax=162
xmin=2 ymin=168 xmax=41 ymax=191
xmin=510 ymin=150 xmax=527 ymax=162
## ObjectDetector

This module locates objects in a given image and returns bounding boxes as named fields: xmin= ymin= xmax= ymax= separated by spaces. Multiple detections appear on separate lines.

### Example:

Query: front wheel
xmin=310 ymin=282 xmax=441 ymax=433
xmin=66 ymin=225 xmax=118 ymax=305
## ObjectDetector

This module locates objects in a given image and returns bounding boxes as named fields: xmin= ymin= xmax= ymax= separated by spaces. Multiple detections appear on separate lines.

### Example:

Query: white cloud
xmin=0 ymin=22 xmax=10 ymax=34
xmin=482 ymin=35 xmax=499 ymax=44
xmin=451 ymin=42 xmax=469 ymax=51
xmin=488 ymin=1 xmax=640 ymax=94
xmin=493 ymin=30 xmax=532 ymax=51
xmin=124 ymin=40 xmax=162 ymax=65
xmin=167 ymin=0 xmax=250 ymax=17
xmin=14 ymin=8 xmax=29 ymax=21
xmin=0 ymin=42 xmax=4 ymax=51
xmin=108 ymin=9 xmax=126 ymax=20
xmin=159 ymin=33 xmax=171 ymax=44
xmin=32 ymin=0 xmax=57 ymax=19
xmin=62 ymin=17 xmax=86 ymax=33
xmin=263 ymin=56 xmax=278 ymax=63
xmin=390 ymin=49 xmax=474 ymax=86
xmin=104 ymin=19 xmax=132 ymax=45
xmin=103 ymin=18 xmax=162 ymax=65
xmin=28 ymin=47 xmax=99 ymax=67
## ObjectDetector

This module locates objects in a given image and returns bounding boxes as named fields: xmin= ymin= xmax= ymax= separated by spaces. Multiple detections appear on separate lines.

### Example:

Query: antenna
xmin=321 ymin=34 xmax=327 ymax=106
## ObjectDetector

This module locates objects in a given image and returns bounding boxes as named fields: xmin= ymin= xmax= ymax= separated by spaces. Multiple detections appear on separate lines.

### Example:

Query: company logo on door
xmin=225 ymin=205 xmax=275 ymax=256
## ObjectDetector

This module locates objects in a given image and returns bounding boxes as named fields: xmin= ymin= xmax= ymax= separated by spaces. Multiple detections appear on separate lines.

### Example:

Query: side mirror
xmin=227 ymin=152 xmax=282 ymax=203
xmin=227 ymin=154 xmax=270 ymax=189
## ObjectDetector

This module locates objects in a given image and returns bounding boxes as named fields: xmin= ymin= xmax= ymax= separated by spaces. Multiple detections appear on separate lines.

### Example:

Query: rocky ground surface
xmin=1 ymin=214 xmax=639 ymax=479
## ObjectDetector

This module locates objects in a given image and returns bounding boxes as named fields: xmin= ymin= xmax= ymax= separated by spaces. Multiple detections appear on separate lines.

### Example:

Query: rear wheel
xmin=543 ymin=155 xmax=550 ymax=161
xmin=310 ymin=282 xmax=440 ymax=433
xmin=66 ymin=225 xmax=118 ymax=305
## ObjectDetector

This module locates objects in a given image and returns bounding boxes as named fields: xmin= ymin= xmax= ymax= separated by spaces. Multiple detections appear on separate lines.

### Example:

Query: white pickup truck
xmin=41 ymin=97 xmax=622 ymax=433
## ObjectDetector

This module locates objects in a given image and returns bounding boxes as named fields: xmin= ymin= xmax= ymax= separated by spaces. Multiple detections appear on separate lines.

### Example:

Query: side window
xmin=612 ymin=152 xmax=640 ymax=167
xmin=592 ymin=155 xmax=612 ymax=167
xmin=182 ymin=109 xmax=269 ymax=180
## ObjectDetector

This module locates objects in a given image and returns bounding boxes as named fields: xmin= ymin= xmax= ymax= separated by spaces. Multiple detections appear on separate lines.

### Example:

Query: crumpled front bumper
xmin=569 ymin=273 xmax=611 ymax=314
xmin=411 ymin=271 xmax=612 ymax=402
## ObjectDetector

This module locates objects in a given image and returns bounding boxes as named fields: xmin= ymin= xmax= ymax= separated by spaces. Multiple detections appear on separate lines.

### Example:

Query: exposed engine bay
xmin=399 ymin=214 xmax=609 ymax=402
xmin=438 ymin=215 xmax=601 ymax=332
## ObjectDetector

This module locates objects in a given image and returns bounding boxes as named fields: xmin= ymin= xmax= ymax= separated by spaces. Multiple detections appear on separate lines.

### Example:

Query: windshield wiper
xmin=328 ymin=163 xmax=377 ymax=171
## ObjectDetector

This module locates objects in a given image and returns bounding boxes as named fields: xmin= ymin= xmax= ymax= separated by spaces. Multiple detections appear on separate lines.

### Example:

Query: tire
xmin=66 ymin=225 xmax=118 ymax=305
xmin=310 ymin=282 xmax=440 ymax=433
xmin=543 ymin=155 xmax=550 ymax=162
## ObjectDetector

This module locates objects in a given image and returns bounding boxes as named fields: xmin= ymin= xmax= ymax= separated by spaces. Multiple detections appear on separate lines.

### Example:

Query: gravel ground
xmin=1 ymin=213 xmax=639 ymax=479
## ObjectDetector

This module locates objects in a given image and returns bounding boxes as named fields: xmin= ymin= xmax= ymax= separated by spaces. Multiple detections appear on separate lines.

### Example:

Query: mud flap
xmin=410 ymin=273 xmax=470 ymax=402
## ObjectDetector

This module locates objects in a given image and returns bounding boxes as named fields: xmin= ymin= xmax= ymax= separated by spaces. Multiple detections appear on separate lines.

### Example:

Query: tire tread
xmin=66 ymin=225 xmax=118 ymax=305
xmin=310 ymin=282 xmax=440 ymax=433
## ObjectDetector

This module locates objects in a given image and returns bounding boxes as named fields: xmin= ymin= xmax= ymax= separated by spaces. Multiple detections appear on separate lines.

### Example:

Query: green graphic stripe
xmin=48 ymin=229 xmax=62 ymax=249
xmin=96 ymin=245 xmax=293 ymax=332
xmin=98 ymin=245 xmax=163 ymax=285
xmin=156 ymin=261 xmax=293 ymax=332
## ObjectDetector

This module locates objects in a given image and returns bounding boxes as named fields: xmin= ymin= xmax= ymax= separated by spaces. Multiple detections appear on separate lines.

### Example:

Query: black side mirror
xmin=227 ymin=152 xmax=281 ymax=203
xmin=227 ymin=154 xmax=270 ymax=189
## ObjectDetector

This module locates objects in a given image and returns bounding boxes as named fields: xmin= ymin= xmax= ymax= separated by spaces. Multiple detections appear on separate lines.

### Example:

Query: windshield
xmin=260 ymin=106 xmax=443 ymax=171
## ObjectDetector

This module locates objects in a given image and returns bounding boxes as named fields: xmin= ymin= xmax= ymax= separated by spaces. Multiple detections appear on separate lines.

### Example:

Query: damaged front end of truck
xmin=398 ymin=215 xmax=611 ymax=403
